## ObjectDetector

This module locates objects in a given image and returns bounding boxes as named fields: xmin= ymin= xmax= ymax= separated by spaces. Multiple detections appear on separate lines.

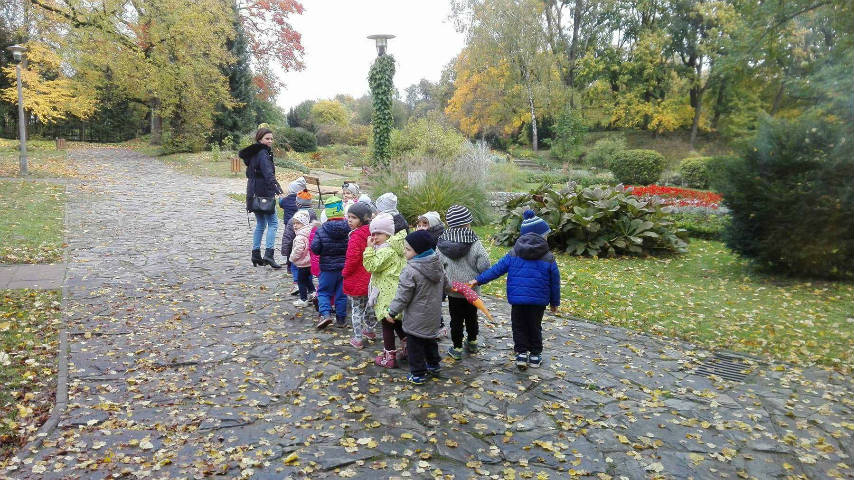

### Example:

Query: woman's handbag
xmin=251 ymin=195 xmax=275 ymax=214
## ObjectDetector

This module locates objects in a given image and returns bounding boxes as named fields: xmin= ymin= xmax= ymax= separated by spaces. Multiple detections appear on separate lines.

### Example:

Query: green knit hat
xmin=324 ymin=195 xmax=344 ymax=219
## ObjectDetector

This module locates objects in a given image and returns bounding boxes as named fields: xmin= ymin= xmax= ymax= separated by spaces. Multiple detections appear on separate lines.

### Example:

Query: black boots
xmin=262 ymin=248 xmax=282 ymax=269
xmin=251 ymin=249 xmax=264 ymax=267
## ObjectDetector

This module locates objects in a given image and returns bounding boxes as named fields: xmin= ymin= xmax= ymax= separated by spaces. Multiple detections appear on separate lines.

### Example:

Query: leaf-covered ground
xmin=0 ymin=181 xmax=65 ymax=264
xmin=0 ymin=290 xmax=61 ymax=459
xmin=4 ymin=149 xmax=853 ymax=479
xmin=474 ymin=226 xmax=854 ymax=372
xmin=0 ymin=140 xmax=80 ymax=179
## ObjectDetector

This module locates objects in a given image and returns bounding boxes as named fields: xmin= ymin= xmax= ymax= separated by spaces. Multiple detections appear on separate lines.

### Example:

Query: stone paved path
xmin=0 ymin=264 xmax=65 ymax=289
xmin=4 ymin=149 xmax=853 ymax=479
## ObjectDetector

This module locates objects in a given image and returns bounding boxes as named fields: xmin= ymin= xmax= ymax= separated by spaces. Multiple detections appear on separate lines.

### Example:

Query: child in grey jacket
xmin=436 ymin=205 xmax=491 ymax=359
xmin=386 ymin=230 xmax=451 ymax=385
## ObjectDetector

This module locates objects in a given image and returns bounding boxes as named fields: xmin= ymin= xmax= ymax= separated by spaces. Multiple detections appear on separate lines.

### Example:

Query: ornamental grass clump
xmin=495 ymin=184 xmax=688 ymax=257
xmin=370 ymin=157 xmax=490 ymax=226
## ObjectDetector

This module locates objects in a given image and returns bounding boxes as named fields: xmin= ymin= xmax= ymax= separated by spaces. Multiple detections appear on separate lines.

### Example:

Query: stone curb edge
xmin=19 ymin=178 xmax=72 ymax=458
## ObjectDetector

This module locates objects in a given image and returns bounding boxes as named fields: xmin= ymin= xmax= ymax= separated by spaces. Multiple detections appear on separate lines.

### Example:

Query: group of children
xmin=277 ymin=178 xmax=561 ymax=384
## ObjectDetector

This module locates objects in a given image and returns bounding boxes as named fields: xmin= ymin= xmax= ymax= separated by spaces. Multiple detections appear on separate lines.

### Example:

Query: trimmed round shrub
xmin=608 ymin=149 xmax=665 ymax=185
xmin=714 ymin=115 xmax=853 ymax=279
xmin=678 ymin=157 xmax=711 ymax=188
xmin=282 ymin=127 xmax=317 ymax=152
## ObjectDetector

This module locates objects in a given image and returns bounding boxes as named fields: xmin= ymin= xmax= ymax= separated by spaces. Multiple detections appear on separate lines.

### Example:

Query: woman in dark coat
xmin=239 ymin=127 xmax=284 ymax=268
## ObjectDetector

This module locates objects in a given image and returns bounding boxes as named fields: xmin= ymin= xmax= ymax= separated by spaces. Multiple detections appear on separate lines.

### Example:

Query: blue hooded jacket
xmin=477 ymin=233 xmax=560 ymax=307
xmin=279 ymin=193 xmax=299 ymax=224
xmin=309 ymin=219 xmax=350 ymax=272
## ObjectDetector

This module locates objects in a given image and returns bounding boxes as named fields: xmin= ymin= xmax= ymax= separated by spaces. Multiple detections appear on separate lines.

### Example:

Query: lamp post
xmin=6 ymin=44 xmax=27 ymax=176
xmin=367 ymin=34 xmax=395 ymax=56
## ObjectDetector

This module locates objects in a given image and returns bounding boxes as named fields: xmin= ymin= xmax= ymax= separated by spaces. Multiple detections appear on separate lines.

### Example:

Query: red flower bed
xmin=627 ymin=185 xmax=722 ymax=209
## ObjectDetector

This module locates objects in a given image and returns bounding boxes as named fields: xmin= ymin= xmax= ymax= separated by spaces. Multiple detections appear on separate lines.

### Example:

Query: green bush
xmin=389 ymin=118 xmax=466 ymax=160
xmin=495 ymin=184 xmax=687 ymax=256
xmin=315 ymin=124 xmax=371 ymax=147
xmin=608 ymin=149 xmax=666 ymax=185
xmin=371 ymin=158 xmax=490 ymax=226
xmin=672 ymin=212 xmax=729 ymax=240
xmin=527 ymin=172 xmax=569 ymax=185
xmin=678 ymin=157 xmax=711 ymax=188
xmin=282 ymin=127 xmax=317 ymax=152
xmin=567 ymin=169 xmax=617 ymax=187
xmin=714 ymin=115 xmax=854 ymax=279
xmin=274 ymin=157 xmax=310 ymax=174
xmin=584 ymin=136 xmax=626 ymax=169
xmin=550 ymin=107 xmax=586 ymax=161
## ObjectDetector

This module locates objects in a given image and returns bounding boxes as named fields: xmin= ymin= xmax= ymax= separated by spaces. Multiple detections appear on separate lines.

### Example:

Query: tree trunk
xmin=711 ymin=77 xmax=726 ymax=130
xmin=689 ymin=88 xmax=702 ymax=149
xmin=567 ymin=0 xmax=583 ymax=106
xmin=150 ymin=98 xmax=162 ymax=145
xmin=524 ymin=73 xmax=538 ymax=152
xmin=689 ymin=60 xmax=703 ymax=149
xmin=770 ymin=82 xmax=785 ymax=115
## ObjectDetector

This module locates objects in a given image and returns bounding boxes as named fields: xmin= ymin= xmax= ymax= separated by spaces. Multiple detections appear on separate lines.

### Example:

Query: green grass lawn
xmin=0 ymin=181 xmax=65 ymax=264
xmin=0 ymin=290 xmax=61 ymax=459
xmin=473 ymin=224 xmax=854 ymax=371
xmin=0 ymin=139 xmax=78 ymax=178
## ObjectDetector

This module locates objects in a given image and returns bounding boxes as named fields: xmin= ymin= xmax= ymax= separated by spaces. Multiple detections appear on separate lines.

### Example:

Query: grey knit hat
xmin=288 ymin=177 xmax=308 ymax=194
xmin=375 ymin=192 xmax=399 ymax=215
xmin=445 ymin=205 xmax=473 ymax=228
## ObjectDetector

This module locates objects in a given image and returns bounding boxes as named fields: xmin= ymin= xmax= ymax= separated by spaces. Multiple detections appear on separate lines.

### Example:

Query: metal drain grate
xmin=693 ymin=353 xmax=750 ymax=382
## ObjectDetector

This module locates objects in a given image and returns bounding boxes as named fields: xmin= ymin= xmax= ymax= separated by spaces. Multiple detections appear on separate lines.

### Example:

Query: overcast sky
xmin=276 ymin=0 xmax=466 ymax=111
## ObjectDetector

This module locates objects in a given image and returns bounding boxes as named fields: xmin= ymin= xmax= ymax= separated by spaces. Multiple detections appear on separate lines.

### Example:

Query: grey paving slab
xmin=3 ymin=148 xmax=853 ymax=480
xmin=0 ymin=263 xmax=65 ymax=289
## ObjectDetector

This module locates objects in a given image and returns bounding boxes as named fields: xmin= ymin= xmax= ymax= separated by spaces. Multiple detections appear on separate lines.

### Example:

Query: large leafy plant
xmin=495 ymin=184 xmax=688 ymax=256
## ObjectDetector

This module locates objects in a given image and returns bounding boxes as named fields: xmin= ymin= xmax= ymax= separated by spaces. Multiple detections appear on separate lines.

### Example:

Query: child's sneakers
xmin=447 ymin=346 xmax=463 ymax=360
xmin=363 ymin=331 xmax=377 ymax=340
xmin=292 ymin=298 xmax=311 ymax=308
xmin=528 ymin=354 xmax=542 ymax=368
xmin=407 ymin=373 xmax=426 ymax=385
xmin=316 ymin=315 xmax=333 ymax=330
xmin=426 ymin=364 xmax=441 ymax=376
xmin=289 ymin=284 xmax=300 ymax=296
xmin=515 ymin=352 xmax=529 ymax=371
xmin=375 ymin=349 xmax=397 ymax=369
xmin=349 ymin=337 xmax=364 ymax=349
xmin=334 ymin=318 xmax=348 ymax=328
xmin=464 ymin=338 xmax=478 ymax=353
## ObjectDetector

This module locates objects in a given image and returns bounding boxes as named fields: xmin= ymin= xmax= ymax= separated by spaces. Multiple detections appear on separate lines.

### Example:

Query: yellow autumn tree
xmin=1 ymin=42 xmax=96 ymax=124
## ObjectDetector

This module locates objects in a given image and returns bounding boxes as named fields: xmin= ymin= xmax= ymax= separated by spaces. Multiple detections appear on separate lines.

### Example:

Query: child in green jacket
xmin=363 ymin=213 xmax=408 ymax=368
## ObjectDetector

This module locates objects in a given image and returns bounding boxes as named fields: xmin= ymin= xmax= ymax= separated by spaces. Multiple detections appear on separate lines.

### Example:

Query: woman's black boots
xmin=251 ymin=249 xmax=265 ymax=267
xmin=262 ymin=248 xmax=282 ymax=269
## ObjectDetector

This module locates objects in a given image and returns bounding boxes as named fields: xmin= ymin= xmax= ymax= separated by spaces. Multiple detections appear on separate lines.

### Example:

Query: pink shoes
xmin=350 ymin=337 xmax=364 ymax=349
xmin=375 ymin=349 xmax=397 ymax=368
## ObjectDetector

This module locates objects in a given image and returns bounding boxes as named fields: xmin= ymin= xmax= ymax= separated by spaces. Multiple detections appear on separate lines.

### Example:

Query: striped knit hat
xmin=520 ymin=209 xmax=551 ymax=237
xmin=445 ymin=205 xmax=473 ymax=228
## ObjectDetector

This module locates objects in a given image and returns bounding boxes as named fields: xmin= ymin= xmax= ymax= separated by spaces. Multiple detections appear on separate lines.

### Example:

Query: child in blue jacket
xmin=472 ymin=210 xmax=559 ymax=370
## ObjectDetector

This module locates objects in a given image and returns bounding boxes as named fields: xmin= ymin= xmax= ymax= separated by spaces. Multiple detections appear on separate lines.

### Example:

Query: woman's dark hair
xmin=255 ymin=128 xmax=273 ymax=143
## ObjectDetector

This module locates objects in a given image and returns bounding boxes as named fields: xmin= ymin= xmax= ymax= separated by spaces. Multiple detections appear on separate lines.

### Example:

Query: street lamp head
xmin=6 ymin=44 xmax=27 ymax=63
xmin=367 ymin=34 xmax=395 ymax=56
